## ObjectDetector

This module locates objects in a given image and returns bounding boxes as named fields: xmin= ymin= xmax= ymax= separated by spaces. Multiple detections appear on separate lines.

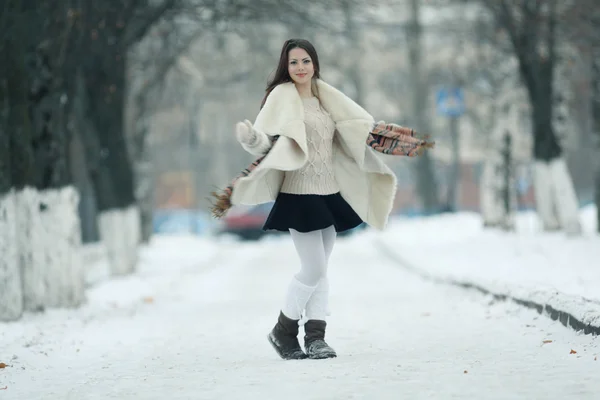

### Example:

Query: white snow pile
xmin=378 ymin=205 xmax=600 ymax=328
xmin=4 ymin=235 xmax=222 ymax=328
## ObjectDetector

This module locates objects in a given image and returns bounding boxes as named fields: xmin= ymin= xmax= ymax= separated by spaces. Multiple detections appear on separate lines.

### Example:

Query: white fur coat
xmin=231 ymin=79 xmax=397 ymax=230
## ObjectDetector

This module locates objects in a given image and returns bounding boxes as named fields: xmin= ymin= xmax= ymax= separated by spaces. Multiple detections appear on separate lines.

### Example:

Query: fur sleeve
xmin=239 ymin=124 xmax=273 ymax=156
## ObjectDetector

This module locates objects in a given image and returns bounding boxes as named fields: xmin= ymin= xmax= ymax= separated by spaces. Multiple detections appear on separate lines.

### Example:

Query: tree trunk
xmin=500 ymin=133 xmax=516 ymax=231
xmin=16 ymin=40 xmax=85 ymax=311
xmin=39 ymin=187 xmax=83 ymax=308
xmin=528 ymin=67 xmax=581 ymax=234
xmin=0 ymin=84 xmax=10 ymax=195
xmin=7 ymin=57 xmax=36 ymax=191
xmin=129 ymin=87 xmax=155 ymax=243
xmin=0 ymin=190 xmax=21 ymax=321
xmin=86 ymin=67 xmax=136 ymax=213
xmin=492 ymin=0 xmax=581 ymax=234
xmin=69 ymin=120 xmax=101 ymax=243
xmin=5 ymin=41 xmax=41 ymax=315
xmin=596 ymin=143 xmax=600 ymax=234
xmin=480 ymin=105 xmax=517 ymax=230
xmin=76 ymin=55 xmax=140 ymax=275
xmin=480 ymin=159 xmax=502 ymax=226
xmin=0 ymin=93 xmax=16 ymax=321
xmin=446 ymin=115 xmax=460 ymax=211
xmin=592 ymin=53 xmax=600 ymax=233
xmin=16 ymin=186 xmax=84 ymax=310
xmin=0 ymin=91 xmax=21 ymax=318
xmin=189 ymin=94 xmax=203 ymax=214
xmin=530 ymin=81 xmax=562 ymax=161
xmin=0 ymin=54 xmax=24 ymax=321
xmin=407 ymin=0 xmax=439 ymax=214
xmin=135 ymin=133 xmax=155 ymax=243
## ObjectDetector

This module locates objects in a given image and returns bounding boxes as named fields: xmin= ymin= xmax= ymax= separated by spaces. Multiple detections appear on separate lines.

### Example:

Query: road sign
xmin=436 ymin=87 xmax=465 ymax=117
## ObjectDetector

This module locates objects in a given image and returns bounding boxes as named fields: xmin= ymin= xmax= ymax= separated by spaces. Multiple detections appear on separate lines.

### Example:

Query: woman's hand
xmin=235 ymin=119 xmax=273 ymax=156
xmin=235 ymin=119 xmax=257 ymax=145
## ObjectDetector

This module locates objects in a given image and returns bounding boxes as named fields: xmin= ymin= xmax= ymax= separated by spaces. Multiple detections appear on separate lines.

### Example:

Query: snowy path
xmin=1 ymin=233 xmax=599 ymax=400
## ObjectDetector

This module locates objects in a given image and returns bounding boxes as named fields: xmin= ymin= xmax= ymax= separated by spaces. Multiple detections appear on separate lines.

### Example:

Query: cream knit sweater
xmin=280 ymin=97 xmax=339 ymax=195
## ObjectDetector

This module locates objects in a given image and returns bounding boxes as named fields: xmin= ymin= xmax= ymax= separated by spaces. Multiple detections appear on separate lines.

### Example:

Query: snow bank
xmin=378 ymin=205 xmax=600 ymax=331
xmin=68 ymin=235 xmax=224 ymax=316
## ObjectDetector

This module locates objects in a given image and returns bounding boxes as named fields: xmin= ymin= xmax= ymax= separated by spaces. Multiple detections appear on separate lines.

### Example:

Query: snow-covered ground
xmin=1 ymin=230 xmax=599 ymax=399
xmin=379 ymin=205 xmax=600 ymax=327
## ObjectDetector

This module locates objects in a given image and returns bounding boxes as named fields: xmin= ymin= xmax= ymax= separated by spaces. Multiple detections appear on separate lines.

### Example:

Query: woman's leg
xmin=304 ymin=225 xmax=336 ymax=321
xmin=268 ymin=228 xmax=328 ymax=360
xmin=281 ymin=228 xmax=327 ymax=320
xmin=290 ymin=228 xmax=327 ymax=286
xmin=321 ymin=224 xmax=337 ymax=263
xmin=303 ymin=225 xmax=337 ymax=359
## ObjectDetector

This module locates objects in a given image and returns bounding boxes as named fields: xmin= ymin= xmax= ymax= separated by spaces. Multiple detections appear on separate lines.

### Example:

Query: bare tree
xmin=594 ymin=54 xmax=600 ymax=233
xmin=67 ymin=2 xmax=186 ymax=275
xmin=470 ymin=0 xmax=582 ymax=234
xmin=0 ymin=0 xmax=86 ymax=320
xmin=564 ymin=0 xmax=600 ymax=232
xmin=524 ymin=0 xmax=600 ymax=232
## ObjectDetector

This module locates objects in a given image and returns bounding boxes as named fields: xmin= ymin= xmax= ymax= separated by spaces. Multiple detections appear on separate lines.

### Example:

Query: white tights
xmin=281 ymin=225 xmax=336 ymax=322
xmin=290 ymin=225 xmax=336 ymax=286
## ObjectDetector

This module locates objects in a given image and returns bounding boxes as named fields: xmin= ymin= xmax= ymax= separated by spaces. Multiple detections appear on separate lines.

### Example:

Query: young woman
xmin=211 ymin=39 xmax=434 ymax=360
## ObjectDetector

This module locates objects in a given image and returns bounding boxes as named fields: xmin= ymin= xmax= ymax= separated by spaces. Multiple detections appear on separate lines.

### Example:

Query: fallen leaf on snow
xmin=0 ymin=386 xmax=7 ymax=390
xmin=0 ymin=363 xmax=6 ymax=368
xmin=463 ymin=370 xmax=468 ymax=374
xmin=143 ymin=297 xmax=154 ymax=304
xmin=594 ymin=356 xmax=597 ymax=361
xmin=542 ymin=340 xmax=553 ymax=344
xmin=570 ymin=349 xmax=577 ymax=354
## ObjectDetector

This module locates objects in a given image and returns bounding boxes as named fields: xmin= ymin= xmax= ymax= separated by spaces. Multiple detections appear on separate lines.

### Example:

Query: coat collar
xmin=253 ymin=79 xmax=374 ymax=136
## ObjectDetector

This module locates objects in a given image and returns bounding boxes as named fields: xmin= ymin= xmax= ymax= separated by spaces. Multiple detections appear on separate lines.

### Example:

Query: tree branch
xmin=546 ymin=0 xmax=557 ymax=69
xmin=123 ymin=0 xmax=178 ymax=48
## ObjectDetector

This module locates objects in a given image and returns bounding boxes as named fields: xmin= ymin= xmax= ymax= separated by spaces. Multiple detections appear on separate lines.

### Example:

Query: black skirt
xmin=263 ymin=192 xmax=363 ymax=233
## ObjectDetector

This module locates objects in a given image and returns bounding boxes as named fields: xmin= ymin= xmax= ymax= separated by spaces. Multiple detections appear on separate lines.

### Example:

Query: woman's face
xmin=287 ymin=47 xmax=314 ymax=85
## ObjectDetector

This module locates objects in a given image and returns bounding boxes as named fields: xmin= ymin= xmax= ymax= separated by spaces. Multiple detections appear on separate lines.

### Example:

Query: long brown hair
xmin=260 ymin=38 xmax=321 ymax=109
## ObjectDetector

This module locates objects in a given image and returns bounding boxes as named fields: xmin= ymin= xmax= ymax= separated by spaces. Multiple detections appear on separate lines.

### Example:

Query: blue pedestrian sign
xmin=436 ymin=87 xmax=465 ymax=117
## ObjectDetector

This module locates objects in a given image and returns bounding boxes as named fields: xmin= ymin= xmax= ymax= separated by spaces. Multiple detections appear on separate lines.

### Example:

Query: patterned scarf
xmin=209 ymin=121 xmax=434 ymax=218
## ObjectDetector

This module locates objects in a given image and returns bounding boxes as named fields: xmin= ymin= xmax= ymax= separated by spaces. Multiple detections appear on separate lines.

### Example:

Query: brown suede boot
xmin=304 ymin=319 xmax=337 ymax=359
xmin=267 ymin=311 xmax=308 ymax=360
